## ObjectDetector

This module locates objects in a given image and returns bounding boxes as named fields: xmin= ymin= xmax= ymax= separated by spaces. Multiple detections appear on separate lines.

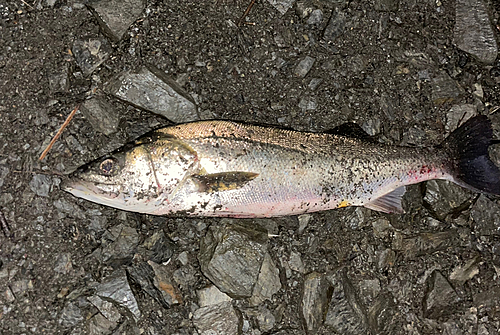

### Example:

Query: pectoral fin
xmin=191 ymin=171 xmax=259 ymax=193
xmin=363 ymin=186 xmax=406 ymax=214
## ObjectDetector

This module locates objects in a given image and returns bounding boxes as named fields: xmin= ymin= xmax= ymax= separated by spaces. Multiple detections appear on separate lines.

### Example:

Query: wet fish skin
xmin=64 ymin=116 xmax=500 ymax=217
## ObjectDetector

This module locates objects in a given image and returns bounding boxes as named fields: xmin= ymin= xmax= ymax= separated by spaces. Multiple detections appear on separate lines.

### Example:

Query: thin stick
xmin=237 ymin=0 xmax=256 ymax=26
xmin=39 ymin=104 xmax=80 ymax=161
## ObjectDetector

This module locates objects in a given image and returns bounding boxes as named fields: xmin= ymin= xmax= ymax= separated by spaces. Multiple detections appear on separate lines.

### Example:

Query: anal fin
xmin=191 ymin=171 xmax=259 ymax=193
xmin=363 ymin=186 xmax=406 ymax=214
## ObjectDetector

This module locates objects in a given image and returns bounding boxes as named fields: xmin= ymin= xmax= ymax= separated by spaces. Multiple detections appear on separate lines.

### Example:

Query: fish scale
xmin=64 ymin=116 xmax=500 ymax=217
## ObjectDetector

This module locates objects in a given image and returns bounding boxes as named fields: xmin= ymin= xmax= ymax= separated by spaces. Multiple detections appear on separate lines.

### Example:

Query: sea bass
xmin=64 ymin=116 xmax=500 ymax=217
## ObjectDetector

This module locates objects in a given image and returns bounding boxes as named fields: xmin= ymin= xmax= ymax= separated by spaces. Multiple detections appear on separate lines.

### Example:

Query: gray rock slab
xmin=431 ymin=72 xmax=463 ymax=106
xmin=449 ymin=257 xmax=480 ymax=285
xmin=302 ymin=272 xmax=333 ymax=334
xmin=454 ymin=0 xmax=498 ymax=64
xmin=295 ymin=56 xmax=315 ymax=78
xmin=307 ymin=9 xmax=323 ymax=25
xmin=248 ymin=252 xmax=282 ymax=306
xmin=29 ymin=174 xmax=52 ymax=197
xmin=445 ymin=104 xmax=476 ymax=135
xmin=392 ymin=230 xmax=460 ymax=260
xmin=198 ymin=221 xmax=268 ymax=298
xmin=148 ymin=260 xmax=183 ymax=306
xmin=267 ymin=0 xmax=296 ymax=15
xmin=471 ymin=195 xmax=500 ymax=236
xmin=72 ymin=38 xmax=112 ymax=76
xmin=59 ymin=302 xmax=84 ymax=328
xmin=197 ymin=285 xmax=232 ymax=307
xmin=101 ymin=224 xmax=139 ymax=266
xmin=48 ymin=64 xmax=70 ymax=94
xmin=473 ymin=286 xmax=500 ymax=308
xmin=88 ymin=295 xmax=122 ymax=323
xmin=424 ymin=180 xmax=473 ymax=219
xmin=192 ymin=301 xmax=242 ymax=335
xmin=423 ymin=270 xmax=460 ymax=319
xmin=88 ymin=0 xmax=145 ymax=42
xmin=323 ymin=9 xmax=346 ymax=43
xmin=325 ymin=272 xmax=367 ymax=334
xmin=80 ymin=96 xmax=120 ymax=135
xmin=106 ymin=64 xmax=199 ymax=123
xmin=96 ymin=269 xmax=141 ymax=321
xmin=88 ymin=313 xmax=118 ymax=335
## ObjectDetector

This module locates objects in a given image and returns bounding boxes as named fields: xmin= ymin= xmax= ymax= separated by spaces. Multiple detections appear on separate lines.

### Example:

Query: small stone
xmin=54 ymin=253 xmax=73 ymax=274
xmin=29 ymin=174 xmax=52 ymax=197
xmin=141 ymin=229 xmax=176 ymax=264
xmin=72 ymin=38 xmax=112 ymax=76
xmin=470 ymin=195 xmax=500 ymax=236
xmin=48 ymin=64 xmax=70 ymax=94
xmin=87 ymin=295 xmax=121 ymax=323
xmin=392 ymin=230 xmax=459 ymax=260
xmin=298 ymin=214 xmax=312 ymax=234
xmin=197 ymin=285 xmax=232 ymax=307
xmin=80 ymin=95 xmax=120 ymax=136
xmin=249 ymin=252 xmax=282 ymax=306
xmin=295 ymin=56 xmax=315 ymax=77
xmin=358 ymin=279 xmax=381 ymax=305
xmin=96 ymin=269 xmax=141 ymax=321
xmin=298 ymin=96 xmax=317 ymax=112
xmin=423 ymin=270 xmax=460 ymax=318
xmin=59 ymin=302 xmax=84 ymax=328
xmin=245 ymin=306 xmax=276 ymax=333
xmin=267 ymin=0 xmax=296 ymax=15
xmin=106 ymin=64 xmax=199 ymax=123
xmin=54 ymin=198 xmax=85 ymax=219
xmin=88 ymin=313 xmax=118 ymax=335
xmin=474 ymin=286 xmax=500 ymax=308
xmin=198 ymin=221 xmax=268 ymax=298
xmin=323 ymin=9 xmax=346 ymax=43
xmin=192 ymin=301 xmax=242 ymax=335
xmin=308 ymin=78 xmax=322 ymax=91
xmin=4 ymin=286 xmax=15 ymax=303
xmin=88 ymin=0 xmax=145 ymax=42
xmin=302 ymin=272 xmax=334 ymax=334
xmin=148 ymin=260 xmax=183 ymax=305
xmin=127 ymin=262 xmax=172 ymax=309
xmin=449 ymin=257 xmax=480 ymax=285
xmin=372 ymin=218 xmax=392 ymax=238
xmin=101 ymin=224 xmax=139 ymax=266
xmin=373 ymin=0 xmax=398 ymax=11
xmin=424 ymin=180 xmax=473 ymax=219
xmin=377 ymin=248 xmax=396 ymax=270
xmin=0 ymin=166 xmax=9 ymax=188
xmin=431 ymin=71 xmax=463 ymax=106
xmin=307 ymin=9 xmax=323 ymax=25
xmin=445 ymin=104 xmax=476 ymax=135
xmin=289 ymin=251 xmax=305 ymax=273
xmin=454 ymin=0 xmax=498 ymax=64
xmin=296 ymin=1 xmax=313 ymax=18
xmin=361 ymin=118 xmax=381 ymax=136
xmin=177 ymin=251 xmax=188 ymax=266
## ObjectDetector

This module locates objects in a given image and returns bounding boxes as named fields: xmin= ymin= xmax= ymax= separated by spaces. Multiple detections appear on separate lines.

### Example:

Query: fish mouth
xmin=62 ymin=179 xmax=121 ymax=201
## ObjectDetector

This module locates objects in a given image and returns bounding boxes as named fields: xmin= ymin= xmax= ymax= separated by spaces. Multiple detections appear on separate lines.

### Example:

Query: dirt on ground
xmin=1 ymin=0 xmax=500 ymax=334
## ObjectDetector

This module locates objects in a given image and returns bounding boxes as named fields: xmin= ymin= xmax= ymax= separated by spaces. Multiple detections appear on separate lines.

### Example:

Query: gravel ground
xmin=1 ymin=0 xmax=500 ymax=334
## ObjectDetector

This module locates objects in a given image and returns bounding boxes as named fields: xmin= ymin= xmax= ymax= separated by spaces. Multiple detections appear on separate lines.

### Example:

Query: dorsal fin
xmin=326 ymin=122 xmax=373 ymax=141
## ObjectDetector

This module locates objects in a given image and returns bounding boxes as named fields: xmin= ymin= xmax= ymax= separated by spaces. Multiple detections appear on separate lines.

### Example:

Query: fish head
xmin=63 ymin=137 xmax=199 ymax=213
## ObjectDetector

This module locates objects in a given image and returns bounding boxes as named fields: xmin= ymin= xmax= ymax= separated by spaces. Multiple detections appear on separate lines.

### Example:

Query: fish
xmin=63 ymin=115 xmax=500 ymax=218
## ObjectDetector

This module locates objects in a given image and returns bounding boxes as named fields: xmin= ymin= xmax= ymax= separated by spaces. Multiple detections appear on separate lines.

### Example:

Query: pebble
xmin=80 ymin=95 xmax=120 ymax=135
xmin=423 ymin=180 xmax=473 ymax=219
xmin=101 ymin=224 xmax=139 ymax=266
xmin=288 ymin=251 xmax=305 ymax=273
xmin=307 ymin=9 xmax=323 ymax=25
xmin=59 ymin=302 xmax=84 ymax=328
xmin=445 ymin=104 xmax=476 ymax=135
xmin=323 ymin=9 xmax=346 ymax=43
xmin=54 ymin=253 xmax=73 ymax=274
xmin=88 ymin=0 xmax=145 ymax=42
xmin=106 ymin=65 xmax=199 ymax=123
xmin=423 ymin=270 xmax=460 ymax=319
xmin=392 ymin=230 xmax=459 ymax=260
xmin=295 ymin=56 xmax=315 ymax=78
xmin=197 ymin=285 xmax=232 ymax=307
xmin=454 ymin=0 xmax=498 ymax=64
xmin=192 ymin=301 xmax=241 ymax=335
xmin=198 ymin=221 xmax=268 ymax=298
xmin=248 ymin=252 xmax=282 ymax=306
xmin=29 ymin=174 xmax=52 ymax=197
xmin=72 ymin=38 xmax=111 ymax=76
xmin=302 ymin=272 xmax=333 ymax=334
xmin=148 ymin=260 xmax=183 ymax=306
xmin=431 ymin=72 xmax=463 ymax=105
xmin=87 ymin=295 xmax=121 ymax=323
xmin=87 ymin=313 xmax=118 ymax=334
xmin=266 ymin=0 xmax=296 ymax=15
xmin=0 ymin=166 xmax=9 ymax=188
xmin=96 ymin=269 xmax=141 ymax=321
xmin=141 ymin=229 xmax=176 ymax=264
xmin=449 ymin=257 xmax=480 ymax=285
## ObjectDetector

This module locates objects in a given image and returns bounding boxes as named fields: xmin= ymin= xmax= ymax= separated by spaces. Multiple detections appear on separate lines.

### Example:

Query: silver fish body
xmin=64 ymin=117 xmax=500 ymax=217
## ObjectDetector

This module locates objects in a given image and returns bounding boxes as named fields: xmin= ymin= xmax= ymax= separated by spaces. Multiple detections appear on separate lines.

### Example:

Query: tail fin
xmin=441 ymin=115 xmax=500 ymax=195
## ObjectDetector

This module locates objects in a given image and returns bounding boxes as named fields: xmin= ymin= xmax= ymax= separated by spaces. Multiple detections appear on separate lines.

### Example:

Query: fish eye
xmin=99 ymin=158 xmax=117 ymax=176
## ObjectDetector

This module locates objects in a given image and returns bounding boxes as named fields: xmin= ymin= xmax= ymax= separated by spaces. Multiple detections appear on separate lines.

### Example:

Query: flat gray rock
xmin=80 ymin=95 xmax=120 ymax=135
xmin=106 ymin=64 xmax=199 ymax=123
xmin=302 ymin=272 xmax=333 ymax=334
xmin=423 ymin=180 xmax=473 ymax=219
xmin=198 ymin=221 xmax=268 ymax=298
xmin=248 ymin=252 xmax=281 ymax=306
xmin=72 ymin=38 xmax=111 ymax=76
xmin=454 ymin=0 xmax=498 ymax=64
xmin=192 ymin=301 xmax=242 ymax=335
xmin=267 ymin=0 xmax=296 ymax=15
xmin=423 ymin=270 xmax=460 ymax=319
xmin=88 ymin=0 xmax=145 ymax=42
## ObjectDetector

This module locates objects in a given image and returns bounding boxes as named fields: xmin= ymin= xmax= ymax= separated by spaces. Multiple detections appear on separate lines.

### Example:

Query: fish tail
xmin=441 ymin=115 xmax=500 ymax=195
